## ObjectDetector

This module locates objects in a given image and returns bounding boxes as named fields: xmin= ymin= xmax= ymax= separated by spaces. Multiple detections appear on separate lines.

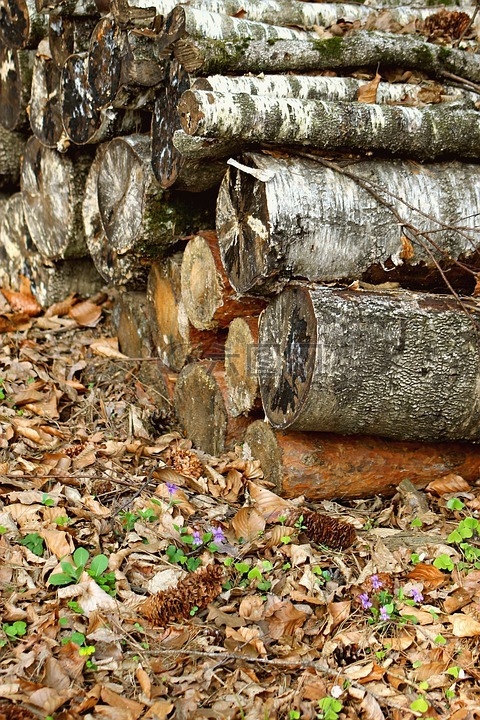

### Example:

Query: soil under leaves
xmin=0 ymin=286 xmax=480 ymax=720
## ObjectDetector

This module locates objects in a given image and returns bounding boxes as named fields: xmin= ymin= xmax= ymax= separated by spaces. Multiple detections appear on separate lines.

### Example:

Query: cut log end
xmin=181 ymin=233 xmax=225 ymax=330
xmin=61 ymin=52 xmax=101 ymax=145
xmin=225 ymin=316 xmax=260 ymax=417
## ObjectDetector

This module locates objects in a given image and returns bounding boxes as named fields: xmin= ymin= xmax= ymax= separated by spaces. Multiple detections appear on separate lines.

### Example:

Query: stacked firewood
xmin=2 ymin=0 xmax=480 ymax=499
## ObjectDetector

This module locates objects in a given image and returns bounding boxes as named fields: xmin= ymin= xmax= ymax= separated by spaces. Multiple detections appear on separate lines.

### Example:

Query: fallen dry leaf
xmin=357 ymin=71 xmax=381 ymax=103
xmin=68 ymin=300 xmax=102 ymax=327
xmin=425 ymin=473 xmax=471 ymax=495
xmin=231 ymin=506 xmax=266 ymax=541
xmin=450 ymin=613 xmax=480 ymax=637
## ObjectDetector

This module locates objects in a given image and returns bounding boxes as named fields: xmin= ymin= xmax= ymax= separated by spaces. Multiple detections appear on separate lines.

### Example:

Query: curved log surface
xmin=244 ymin=420 xmax=480 ymax=500
xmin=258 ymin=286 xmax=480 ymax=442
xmin=21 ymin=136 xmax=90 ymax=259
xmin=35 ymin=0 xmax=102 ymax=16
xmin=216 ymin=153 xmax=480 ymax=295
xmin=87 ymin=16 xmax=125 ymax=109
xmin=0 ymin=45 xmax=34 ymax=131
xmin=0 ymin=0 xmax=47 ymax=49
xmin=29 ymin=46 xmax=65 ymax=149
xmin=0 ymin=193 xmax=37 ymax=285
xmin=0 ymin=126 xmax=26 ymax=190
xmin=225 ymin=316 xmax=261 ymax=417
xmin=49 ymin=14 xmax=97 ymax=68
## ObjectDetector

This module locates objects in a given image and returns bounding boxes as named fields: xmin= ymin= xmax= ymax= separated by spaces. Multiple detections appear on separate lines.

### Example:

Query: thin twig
xmin=440 ymin=69 xmax=480 ymax=94
xmin=453 ymin=1 xmax=480 ymax=48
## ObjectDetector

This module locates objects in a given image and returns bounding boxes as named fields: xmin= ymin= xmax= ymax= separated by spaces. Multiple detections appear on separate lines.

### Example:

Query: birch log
xmin=29 ymin=44 xmax=66 ymax=149
xmin=225 ymin=316 xmax=261 ymax=417
xmin=87 ymin=16 xmax=125 ymax=109
xmin=173 ymin=30 xmax=480 ymax=80
xmin=0 ymin=45 xmax=34 ymax=131
xmin=179 ymin=91 xmax=480 ymax=160
xmin=258 ymin=286 xmax=480 ymax=442
xmin=173 ymin=361 xmax=251 ymax=455
xmin=180 ymin=232 xmax=266 ymax=330
xmin=21 ymin=136 xmax=91 ymax=259
xmin=0 ymin=0 xmax=47 ymax=49
xmin=96 ymin=134 xmax=215 ymax=262
xmin=0 ymin=126 xmax=26 ymax=190
xmin=244 ymin=420 xmax=480 ymax=500
xmin=147 ymin=255 xmax=226 ymax=372
xmin=0 ymin=193 xmax=37 ymax=285
xmin=35 ymin=0 xmax=102 ymax=16
xmin=49 ymin=14 xmax=97 ymax=68
xmin=216 ymin=153 xmax=480 ymax=295
xmin=0 ymin=195 xmax=11 ymax=287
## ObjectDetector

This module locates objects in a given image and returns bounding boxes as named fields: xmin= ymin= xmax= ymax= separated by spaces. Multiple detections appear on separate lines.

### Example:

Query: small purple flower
xmin=410 ymin=587 xmax=424 ymax=604
xmin=359 ymin=593 xmax=372 ymax=610
xmin=371 ymin=574 xmax=383 ymax=591
xmin=212 ymin=526 xmax=225 ymax=544
xmin=379 ymin=605 xmax=390 ymax=621
xmin=166 ymin=482 xmax=177 ymax=495
xmin=192 ymin=530 xmax=202 ymax=546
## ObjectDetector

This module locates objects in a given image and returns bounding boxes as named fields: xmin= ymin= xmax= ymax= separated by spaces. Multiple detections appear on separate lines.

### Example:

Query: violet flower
xmin=212 ymin=526 xmax=225 ymax=544
xmin=166 ymin=482 xmax=177 ymax=495
xmin=410 ymin=587 xmax=424 ymax=604
xmin=371 ymin=574 xmax=383 ymax=591
xmin=379 ymin=605 xmax=390 ymax=621
xmin=192 ymin=530 xmax=202 ymax=546
xmin=359 ymin=593 xmax=372 ymax=610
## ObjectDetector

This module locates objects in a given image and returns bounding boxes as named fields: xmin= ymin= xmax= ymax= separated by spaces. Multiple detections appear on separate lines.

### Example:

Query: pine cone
xmin=421 ymin=10 xmax=471 ymax=40
xmin=288 ymin=509 xmax=356 ymax=550
xmin=140 ymin=564 xmax=224 ymax=626
xmin=0 ymin=704 xmax=38 ymax=720
xmin=164 ymin=446 xmax=205 ymax=480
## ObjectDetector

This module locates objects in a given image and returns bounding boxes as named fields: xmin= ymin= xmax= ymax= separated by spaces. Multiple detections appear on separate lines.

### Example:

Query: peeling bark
xmin=0 ymin=45 xmax=34 ymax=131
xmin=244 ymin=420 xmax=480 ymax=500
xmin=173 ymin=29 xmax=480 ymax=81
xmin=0 ymin=125 xmax=26 ymax=190
xmin=21 ymin=136 xmax=91 ymax=259
xmin=225 ymin=316 xmax=261 ymax=417
xmin=258 ymin=286 xmax=480 ymax=442
xmin=216 ymin=153 xmax=480 ymax=295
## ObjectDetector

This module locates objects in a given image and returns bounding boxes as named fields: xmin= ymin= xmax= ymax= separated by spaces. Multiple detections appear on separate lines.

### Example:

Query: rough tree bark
xmin=29 ymin=42 xmax=66 ymax=149
xmin=258 ymin=285 xmax=480 ymax=442
xmin=173 ymin=29 xmax=480 ymax=80
xmin=35 ymin=0 xmax=102 ymax=16
xmin=49 ymin=14 xmax=97 ymax=68
xmin=97 ymin=134 xmax=215 ymax=262
xmin=216 ymin=153 xmax=480 ymax=295
xmin=0 ymin=126 xmax=26 ymax=190
xmin=225 ymin=316 xmax=261 ymax=417
xmin=21 ymin=136 xmax=91 ymax=259
xmin=0 ymin=45 xmax=34 ymax=131
xmin=173 ymin=361 xmax=251 ymax=455
xmin=244 ymin=420 xmax=480 ymax=500
xmin=147 ymin=255 xmax=226 ymax=372
xmin=179 ymin=90 xmax=480 ymax=160
xmin=0 ymin=0 xmax=47 ymax=49
xmin=180 ymin=232 xmax=266 ymax=331
xmin=0 ymin=193 xmax=37 ymax=285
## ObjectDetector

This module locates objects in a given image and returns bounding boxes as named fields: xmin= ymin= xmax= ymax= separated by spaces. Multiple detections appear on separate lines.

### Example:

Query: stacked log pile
xmin=2 ymin=0 xmax=480 ymax=498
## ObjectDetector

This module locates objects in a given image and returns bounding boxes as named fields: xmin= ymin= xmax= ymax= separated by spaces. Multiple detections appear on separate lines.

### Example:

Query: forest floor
xmin=0 ymin=283 xmax=479 ymax=720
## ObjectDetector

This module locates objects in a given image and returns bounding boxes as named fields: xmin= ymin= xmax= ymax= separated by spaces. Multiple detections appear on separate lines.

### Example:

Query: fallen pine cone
xmin=0 ymin=704 xmax=38 ymax=720
xmin=140 ymin=564 xmax=224 ymax=626
xmin=288 ymin=509 xmax=356 ymax=550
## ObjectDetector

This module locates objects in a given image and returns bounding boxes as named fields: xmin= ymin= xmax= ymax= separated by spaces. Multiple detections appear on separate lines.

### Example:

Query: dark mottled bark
xmin=48 ymin=14 xmax=97 ymax=68
xmin=29 ymin=45 xmax=66 ymax=149
xmin=0 ymin=125 xmax=26 ymax=190
xmin=0 ymin=0 xmax=47 ymax=49
xmin=0 ymin=45 xmax=34 ymax=131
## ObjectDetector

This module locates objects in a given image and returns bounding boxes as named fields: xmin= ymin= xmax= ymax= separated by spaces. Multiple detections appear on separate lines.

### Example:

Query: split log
xmin=21 ymin=136 xmax=91 ymax=259
xmin=97 ymin=134 xmax=215 ymax=261
xmin=173 ymin=29 xmax=480 ymax=80
xmin=29 ymin=43 xmax=66 ymax=149
xmin=49 ymin=14 xmax=97 ymax=68
xmin=0 ymin=0 xmax=47 ymax=49
xmin=243 ymin=420 xmax=480 ymax=500
xmin=258 ymin=285 xmax=480 ymax=442
xmin=173 ymin=361 xmax=251 ymax=455
xmin=35 ymin=0 xmax=102 ymax=16
xmin=147 ymin=255 xmax=226 ymax=372
xmin=216 ymin=154 xmax=480 ymax=295
xmin=61 ymin=52 xmax=144 ymax=145
xmin=179 ymin=90 xmax=480 ymax=160
xmin=0 ymin=126 xmax=26 ymax=190
xmin=0 ymin=45 xmax=34 ymax=131
xmin=225 ymin=316 xmax=261 ymax=417
xmin=180 ymin=232 xmax=266 ymax=330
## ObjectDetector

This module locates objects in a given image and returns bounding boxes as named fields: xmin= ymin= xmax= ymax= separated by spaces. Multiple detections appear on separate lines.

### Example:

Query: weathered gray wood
xmin=49 ymin=14 xmax=97 ymax=68
xmin=0 ymin=194 xmax=11 ymax=287
xmin=173 ymin=29 xmax=480 ymax=81
xmin=0 ymin=126 xmax=26 ymax=190
xmin=216 ymin=153 xmax=480 ymax=295
xmin=0 ymin=193 xmax=36 ymax=284
xmin=0 ymin=45 xmax=34 ymax=131
xmin=0 ymin=0 xmax=47 ymax=49
xmin=36 ymin=0 xmax=102 ymax=16
xmin=97 ymin=133 xmax=215 ymax=260
xmin=21 ymin=136 xmax=91 ymax=259
xmin=29 ymin=42 xmax=66 ymax=150
xmin=258 ymin=286 xmax=480 ymax=441
xmin=179 ymin=90 xmax=480 ymax=160
xmin=225 ymin=316 xmax=260 ymax=417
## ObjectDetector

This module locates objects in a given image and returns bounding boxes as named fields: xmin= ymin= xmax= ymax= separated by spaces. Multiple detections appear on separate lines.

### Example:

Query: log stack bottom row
xmin=2 ymin=0 xmax=480 ymax=499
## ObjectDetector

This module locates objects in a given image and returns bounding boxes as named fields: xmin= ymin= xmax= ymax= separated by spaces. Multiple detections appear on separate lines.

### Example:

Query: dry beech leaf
xmin=425 ymin=473 xmax=471 ymax=495
xmin=100 ymin=687 xmax=144 ymax=719
xmin=344 ymin=660 xmax=375 ymax=680
xmin=450 ymin=613 xmax=480 ymax=637
xmin=144 ymin=701 xmax=174 ymax=720
xmin=357 ymin=692 xmax=385 ymax=720
xmin=266 ymin=525 xmax=295 ymax=548
xmin=135 ymin=666 xmax=151 ymax=700
xmin=327 ymin=600 xmax=351 ymax=632
xmin=399 ymin=606 xmax=434 ymax=625
xmin=443 ymin=587 xmax=474 ymax=614
xmin=40 ymin=529 xmax=74 ymax=559
xmin=45 ymin=293 xmax=77 ymax=317
xmin=357 ymin=71 xmax=381 ymax=103
xmin=399 ymin=235 xmax=415 ymax=261
xmin=90 ymin=338 xmax=127 ymax=358
xmin=267 ymin=601 xmax=307 ymax=639
xmin=1 ymin=286 xmax=42 ymax=316
xmin=57 ymin=573 xmax=117 ymax=616
xmin=248 ymin=481 xmax=292 ymax=522
xmin=407 ymin=563 xmax=446 ymax=589
xmin=231 ymin=507 xmax=266 ymax=541
xmin=239 ymin=595 xmax=265 ymax=622
xmin=68 ymin=300 xmax=102 ymax=327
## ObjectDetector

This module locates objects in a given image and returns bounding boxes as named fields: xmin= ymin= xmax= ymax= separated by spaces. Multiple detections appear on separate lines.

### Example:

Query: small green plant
xmin=317 ymin=697 xmax=343 ymax=720
xmin=410 ymin=696 xmax=429 ymax=713
xmin=289 ymin=711 xmax=301 ymax=719
xmin=55 ymin=516 xmax=70 ymax=527
xmin=49 ymin=548 xmax=116 ymax=595
xmin=2 ymin=621 xmax=27 ymax=641
xmin=19 ymin=532 xmax=44 ymax=557
xmin=433 ymin=554 xmax=454 ymax=572
xmin=446 ymin=497 xmax=465 ymax=511
xmin=411 ymin=517 xmax=423 ymax=528
xmin=67 ymin=600 xmax=84 ymax=614
xmin=42 ymin=493 xmax=55 ymax=507
xmin=448 ymin=517 xmax=479 ymax=544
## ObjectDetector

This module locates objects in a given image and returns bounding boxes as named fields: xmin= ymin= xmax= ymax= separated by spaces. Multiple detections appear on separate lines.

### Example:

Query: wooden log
xmin=243 ymin=420 xmax=480 ymax=500
xmin=173 ymin=361 xmax=250 ymax=455
xmin=29 ymin=42 xmax=66 ymax=150
xmin=87 ymin=16 xmax=125 ymax=109
xmin=147 ymin=254 xmax=226 ymax=372
xmin=173 ymin=29 xmax=480 ymax=80
xmin=0 ymin=45 xmax=34 ymax=131
xmin=179 ymin=90 xmax=480 ymax=161
xmin=0 ymin=0 xmax=47 ymax=49
xmin=225 ymin=316 xmax=261 ymax=417
xmin=60 ymin=52 xmax=144 ymax=145
xmin=28 ymin=256 xmax=104 ymax=306
xmin=49 ymin=14 xmax=97 ymax=68
xmin=35 ymin=0 xmax=102 ymax=16
xmin=0 ymin=192 xmax=37 ymax=284
xmin=0 ymin=194 xmax=11 ymax=287
xmin=21 ymin=136 xmax=91 ymax=259
xmin=216 ymin=154 xmax=480 ymax=295
xmin=97 ymin=133 xmax=215 ymax=261
xmin=180 ymin=232 xmax=266 ymax=330
xmin=258 ymin=285 xmax=480 ymax=442
xmin=0 ymin=126 xmax=26 ymax=190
